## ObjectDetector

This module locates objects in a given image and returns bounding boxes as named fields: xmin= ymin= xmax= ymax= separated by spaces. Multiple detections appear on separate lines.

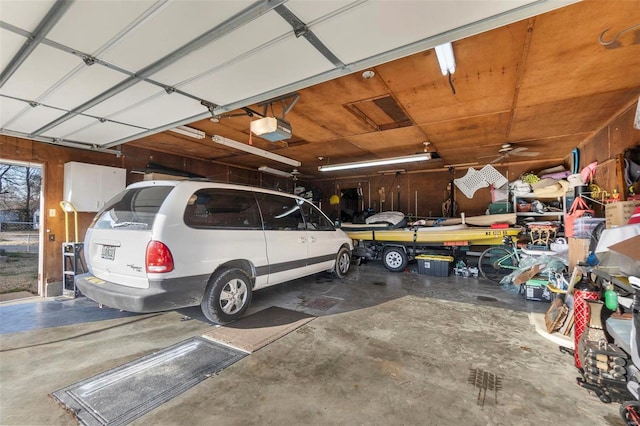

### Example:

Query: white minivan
xmin=76 ymin=180 xmax=352 ymax=323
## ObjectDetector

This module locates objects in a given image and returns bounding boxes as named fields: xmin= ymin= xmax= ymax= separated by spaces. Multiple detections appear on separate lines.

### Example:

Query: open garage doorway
xmin=0 ymin=159 xmax=43 ymax=299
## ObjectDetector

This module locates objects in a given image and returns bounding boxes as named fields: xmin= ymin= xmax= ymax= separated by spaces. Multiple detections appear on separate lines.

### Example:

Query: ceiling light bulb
xmin=362 ymin=70 xmax=375 ymax=79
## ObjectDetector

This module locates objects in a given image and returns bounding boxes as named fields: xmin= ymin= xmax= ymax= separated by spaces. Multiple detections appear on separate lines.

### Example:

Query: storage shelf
xmin=516 ymin=212 xmax=564 ymax=216
xmin=514 ymin=194 xmax=563 ymax=200
xmin=514 ymin=193 xmax=568 ymax=232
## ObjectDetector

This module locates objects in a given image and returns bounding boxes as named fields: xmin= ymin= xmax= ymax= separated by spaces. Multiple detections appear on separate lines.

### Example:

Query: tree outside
xmin=0 ymin=162 xmax=41 ymax=296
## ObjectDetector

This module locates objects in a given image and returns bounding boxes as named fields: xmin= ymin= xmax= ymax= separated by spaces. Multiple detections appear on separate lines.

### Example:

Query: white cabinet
xmin=63 ymin=162 xmax=126 ymax=212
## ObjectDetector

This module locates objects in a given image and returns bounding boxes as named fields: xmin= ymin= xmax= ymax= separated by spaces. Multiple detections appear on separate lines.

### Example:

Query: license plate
xmin=101 ymin=245 xmax=116 ymax=260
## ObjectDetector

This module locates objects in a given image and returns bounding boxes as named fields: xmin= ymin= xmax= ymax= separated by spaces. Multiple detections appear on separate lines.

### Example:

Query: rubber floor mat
xmin=52 ymin=337 xmax=245 ymax=426
xmin=202 ymin=306 xmax=314 ymax=353
xmin=0 ymin=297 xmax=138 ymax=334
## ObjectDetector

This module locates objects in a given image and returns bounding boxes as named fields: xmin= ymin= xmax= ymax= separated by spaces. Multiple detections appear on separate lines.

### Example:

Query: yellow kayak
xmin=345 ymin=225 xmax=522 ymax=246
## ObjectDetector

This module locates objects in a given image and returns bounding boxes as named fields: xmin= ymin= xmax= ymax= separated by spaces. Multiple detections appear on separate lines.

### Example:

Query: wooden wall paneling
xmin=610 ymin=104 xmax=640 ymax=157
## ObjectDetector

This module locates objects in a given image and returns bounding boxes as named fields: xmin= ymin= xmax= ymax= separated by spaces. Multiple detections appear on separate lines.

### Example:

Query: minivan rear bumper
xmin=75 ymin=273 xmax=209 ymax=313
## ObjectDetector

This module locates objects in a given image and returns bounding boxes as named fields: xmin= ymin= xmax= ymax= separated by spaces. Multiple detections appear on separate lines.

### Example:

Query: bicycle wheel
xmin=478 ymin=247 xmax=518 ymax=283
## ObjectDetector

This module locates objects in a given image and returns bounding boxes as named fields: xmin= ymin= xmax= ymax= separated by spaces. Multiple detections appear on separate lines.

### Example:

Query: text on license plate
xmin=101 ymin=245 xmax=116 ymax=260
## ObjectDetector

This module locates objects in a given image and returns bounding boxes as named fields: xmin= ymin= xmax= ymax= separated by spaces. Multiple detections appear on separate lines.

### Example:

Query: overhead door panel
xmin=99 ymin=1 xmax=253 ymax=71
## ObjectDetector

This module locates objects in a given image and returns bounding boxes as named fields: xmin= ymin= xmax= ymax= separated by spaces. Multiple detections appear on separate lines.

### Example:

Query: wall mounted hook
xmin=599 ymin=23 xmax=640 ymax=47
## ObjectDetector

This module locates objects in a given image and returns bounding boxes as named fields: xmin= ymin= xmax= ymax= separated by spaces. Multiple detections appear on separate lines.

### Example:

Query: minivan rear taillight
xmin=146 ymin=241 xmax=174 ymax=273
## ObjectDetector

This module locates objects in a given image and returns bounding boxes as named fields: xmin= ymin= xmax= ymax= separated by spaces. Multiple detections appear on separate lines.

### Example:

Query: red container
xmin=573 ymin=284 xmax=600 ymax=369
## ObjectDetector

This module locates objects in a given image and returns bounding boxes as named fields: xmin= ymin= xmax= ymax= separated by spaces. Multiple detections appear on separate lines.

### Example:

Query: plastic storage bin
xmin=416 ymin=255 xmax=454 ymax=277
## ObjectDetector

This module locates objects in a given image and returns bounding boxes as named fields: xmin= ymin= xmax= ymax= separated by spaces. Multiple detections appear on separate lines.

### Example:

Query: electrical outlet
xmin=49 ymin=234 xmax=55 ymax=241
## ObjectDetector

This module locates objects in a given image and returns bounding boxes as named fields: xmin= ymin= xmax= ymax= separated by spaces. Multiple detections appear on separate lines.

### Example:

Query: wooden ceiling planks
xmin=516 ymin=1 xmax=640 ymax=106
xmin=511 ymin=88 xmax=639 ymax=140
xmin=419 ymin=112 xmax=511 ymax=148
xmin=380 ymin=20 xmax=529 ymax=125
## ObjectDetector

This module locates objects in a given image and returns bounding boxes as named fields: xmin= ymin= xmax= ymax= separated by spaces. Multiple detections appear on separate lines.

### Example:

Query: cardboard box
xmin=416 ymin=255 xmax=453 ymax=277
xmin=606 ymin=200 xmax=640 ymax=228
xmin=594 ymin=226 xmax=640 ymax=276
xmin=568 ymin=237 xmax=590 ymax=270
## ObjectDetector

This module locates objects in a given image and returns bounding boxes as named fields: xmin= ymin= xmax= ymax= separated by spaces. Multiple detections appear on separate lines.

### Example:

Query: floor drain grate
xmin=468 ymin=368 xmax=502 ymax=407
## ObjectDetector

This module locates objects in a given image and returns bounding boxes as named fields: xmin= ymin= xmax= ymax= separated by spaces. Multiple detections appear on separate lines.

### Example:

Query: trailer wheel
xmin=382 ymin=247 xmax=407 ymax=272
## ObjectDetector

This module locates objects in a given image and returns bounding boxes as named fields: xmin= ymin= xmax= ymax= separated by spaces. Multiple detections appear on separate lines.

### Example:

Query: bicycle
xmin=478 ymin=236 xmax=522 ymax=283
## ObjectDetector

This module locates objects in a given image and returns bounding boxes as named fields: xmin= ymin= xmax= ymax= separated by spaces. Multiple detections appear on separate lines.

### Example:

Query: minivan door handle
xmin=308 ymin=236 xmax=316 ymax=243
xmin=297 ymin=237 xmax=306 ymax=243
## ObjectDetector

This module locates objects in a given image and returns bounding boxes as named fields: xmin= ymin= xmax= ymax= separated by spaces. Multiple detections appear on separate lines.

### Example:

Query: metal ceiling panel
xmin=99 ymin=0 xmax=254 ymax=72
xmin=3 ymin=104 xmax=66 ymax=134
xmin=0 ymin=44 xmax=82 ymax=101
xmin=39 ymin=65 xmax=128 ymax=111
xmin=108 ymin=90 xmax=205 ymax=129
xmin=312 ymin=0 xmax=537 ymax=63
xmin=0 ymin=0 xmax=55 ymax=31
xmin=0 ymin=29 xmax=26 ymax=71
xmin=45 ymin=0 xmax=157 ymax=55
xmin=83 ymin=81 xmax=161 ymax=119
xmin=150 ymin=11 xmax=291 ymax=89
xmin=180 ymin=35 xmax=333 ymax=106
xmin=0 ymin=95 xmax=28 ymax=127
xmin=40 ymin=114 xmax=101 ymax=139
xmin=285 ymin=0 xmax=355 ymax=23
xmin=65 ymin=120 xmax=145 ymax=145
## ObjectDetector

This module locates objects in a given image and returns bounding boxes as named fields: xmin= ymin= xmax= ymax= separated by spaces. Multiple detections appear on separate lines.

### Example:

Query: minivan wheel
xmin=201 ymin=268 xmax=252 ymax=324
xmin=333 ymin=247 xmax=351 ymax=278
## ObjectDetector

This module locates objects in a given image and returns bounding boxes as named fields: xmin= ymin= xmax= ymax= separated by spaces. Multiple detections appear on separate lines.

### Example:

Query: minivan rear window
xmin=91 ymin=186 xmax=173 ymax=230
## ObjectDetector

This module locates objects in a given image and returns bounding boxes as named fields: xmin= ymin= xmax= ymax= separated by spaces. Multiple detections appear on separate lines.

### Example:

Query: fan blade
xmin=512 ymin=151 xmax=540 ymax=157
xmin=509 ymin=147 xmax=528 ymax=154
xmin=490 ymin=154 xmax=506 ymax=164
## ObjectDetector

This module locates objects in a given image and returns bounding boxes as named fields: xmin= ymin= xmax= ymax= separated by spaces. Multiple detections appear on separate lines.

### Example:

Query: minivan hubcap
xmin=220 ymin=279 xmax=247 ymax=314
xmin=339 ymin=253 xmax=350 ymax=273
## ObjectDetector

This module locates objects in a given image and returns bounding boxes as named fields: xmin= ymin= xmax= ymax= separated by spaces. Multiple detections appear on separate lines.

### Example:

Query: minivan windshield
xmin=91 ymin=186 xmax=173 ymax=230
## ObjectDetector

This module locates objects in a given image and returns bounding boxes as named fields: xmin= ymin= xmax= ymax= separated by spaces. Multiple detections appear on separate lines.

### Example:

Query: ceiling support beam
xmin=505 ymin=18 xmax=536 ymax=141
xmin=0 ymin=129 xmax=121 ymax=156
xmin=274 ymin=4 xmax=345 ymax=68
xmin=0 ymin=0 xmax=74 ymax=88
xmin=31 ymin=0 xmax=287 ymax=137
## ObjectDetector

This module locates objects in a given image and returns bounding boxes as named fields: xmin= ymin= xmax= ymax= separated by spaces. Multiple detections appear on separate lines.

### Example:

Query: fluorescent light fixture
xmin=212 ymin=135 xmax=301 ymax=167
xmin=169 ymin=125 xmax=206 ymax=139
xmin=435 ymin=42 xmax=456 ymax=75
xmin=318 ymin=153 xmax=431 ymax=172
xmin=258 ymin=166 xmax=292 ymax=178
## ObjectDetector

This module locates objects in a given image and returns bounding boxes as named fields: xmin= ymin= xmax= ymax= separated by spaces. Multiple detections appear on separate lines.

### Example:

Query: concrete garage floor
xmin=0 ymin=260 xmax=625 ymax=426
